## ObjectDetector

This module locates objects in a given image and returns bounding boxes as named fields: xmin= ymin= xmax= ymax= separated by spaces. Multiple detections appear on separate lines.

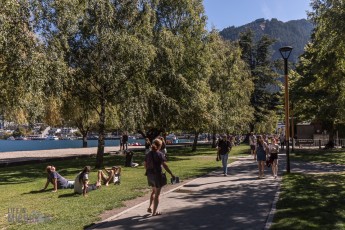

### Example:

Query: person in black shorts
xmin=144 ymin=139 xmax=175 ymax=216
xmin=268 ymin=137 xmax=279 ymax=179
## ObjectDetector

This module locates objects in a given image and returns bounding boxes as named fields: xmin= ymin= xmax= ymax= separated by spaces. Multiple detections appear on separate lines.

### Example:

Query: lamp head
xmin=279 ymin=46 xmax=293 ymax=59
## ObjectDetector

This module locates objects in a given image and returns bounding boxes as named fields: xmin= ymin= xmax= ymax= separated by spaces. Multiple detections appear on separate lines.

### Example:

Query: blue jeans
xmin=220 ymin=154 xmax=229 ymax=175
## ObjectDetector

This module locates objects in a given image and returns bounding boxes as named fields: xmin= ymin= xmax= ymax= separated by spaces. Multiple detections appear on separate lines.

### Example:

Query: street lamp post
xmin=279 ymin=46 xmax=293 ymax=173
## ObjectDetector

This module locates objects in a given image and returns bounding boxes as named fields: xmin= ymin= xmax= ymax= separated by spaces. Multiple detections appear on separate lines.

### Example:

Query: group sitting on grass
xmin=41 ymin=165 xmax=122 ymax=196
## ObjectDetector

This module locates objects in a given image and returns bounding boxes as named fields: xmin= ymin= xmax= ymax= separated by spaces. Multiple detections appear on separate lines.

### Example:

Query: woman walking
xmin=254 ymin=135 xmax=269 ymax=178
xmin=269 ymin=137 xmax=279 ymax=178
xmin=145 ymin=138 xmax=175 ymax=216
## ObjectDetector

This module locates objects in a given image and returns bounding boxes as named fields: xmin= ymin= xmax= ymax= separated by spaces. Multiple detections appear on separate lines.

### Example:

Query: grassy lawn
xmin=0 ymin=144 xmax=248 ymax=230
xmin=271 ymin=149 xmax=345 ymax=230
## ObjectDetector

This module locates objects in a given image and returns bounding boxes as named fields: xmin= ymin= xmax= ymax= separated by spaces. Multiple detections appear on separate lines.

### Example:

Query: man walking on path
xmin=217 ymin=135 xmax=232 ymax=176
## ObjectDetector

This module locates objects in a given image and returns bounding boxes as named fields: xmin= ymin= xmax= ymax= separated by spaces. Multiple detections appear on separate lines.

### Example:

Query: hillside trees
xmin=238 ymin=30 xmax=281 ymax=133
xmin=293 ymin=0 xmax=345 ymax=143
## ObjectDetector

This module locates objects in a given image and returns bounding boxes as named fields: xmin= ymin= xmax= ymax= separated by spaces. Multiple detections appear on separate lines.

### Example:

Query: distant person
xmin=119 ymin=135 xmax=123 ymax=151
xmin=145 ymin=138 xmax=151 ymax=154
xmin=158 ymin=136 xmax=167 ymax=158
xmin=249 ymin=132 xmax=257 ymax=157
xmin=145 ymin=138 xmax=175 ymax=216
xmin=217 ymin=135 xmax=232 ymax=176
xmin=122 ymin=132 xmax=129 ymax=150
xmin=268 ymin=137 xmax=279 ymax=179
xmin=279 ymin=133 xmax=285 ymax=150
xmin=97 ymin=166 xmax=122 ymax=186
xmin=74 ymin=166 xmax=101 ymax=197
xmin=41 ymin=165 xmax=74 ymax=192
xmin=254 ymin=135 xmax=269 ymax=178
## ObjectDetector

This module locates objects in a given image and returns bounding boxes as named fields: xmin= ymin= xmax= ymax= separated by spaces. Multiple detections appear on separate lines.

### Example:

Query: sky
xmin=203 ymin=0 xmax=312 ymax=30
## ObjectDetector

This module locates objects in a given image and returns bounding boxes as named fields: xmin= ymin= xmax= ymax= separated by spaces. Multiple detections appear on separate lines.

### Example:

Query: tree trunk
xmin=96 ymin=98 xmax=106 ymax=168
xmin=192 ymin=131 xmax=199 ymax=152
xmin=82 ymin=134 xmax=88 ymax=148
xmin=212 ymin=132 xmax=217 ymax=148
xmin=249 ymin=123 xmax=254 ymax=132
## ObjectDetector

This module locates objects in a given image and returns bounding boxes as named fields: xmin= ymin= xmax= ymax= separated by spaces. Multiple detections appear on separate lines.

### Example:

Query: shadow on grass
xmin=58 ymin=193 xmax=78 ymax=198
xmin=271 ymin=173 xmax=345 ymax=230
xmin=22 ymin=189 xmax=47 ymax=194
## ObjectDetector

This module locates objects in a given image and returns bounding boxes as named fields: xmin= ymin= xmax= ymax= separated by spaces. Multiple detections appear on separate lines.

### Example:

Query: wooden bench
xmin=296 ymin=139 xmax=314 ymax=148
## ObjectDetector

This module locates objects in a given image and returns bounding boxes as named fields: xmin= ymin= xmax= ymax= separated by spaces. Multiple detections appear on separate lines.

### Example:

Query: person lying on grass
xmin=74 ymin=166 xmax=101 ymax=197
xmin=41 ymin=165 xmax=75 ymax=192
xmin=97 ymin=166 xmax=121 ymax=186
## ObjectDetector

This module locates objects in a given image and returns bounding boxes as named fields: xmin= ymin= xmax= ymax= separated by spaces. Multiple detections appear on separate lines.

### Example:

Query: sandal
xmin=147 ymin=208 xmax=152 ymax=213
xmin=152 ymin=211 xmax=162 ymax=216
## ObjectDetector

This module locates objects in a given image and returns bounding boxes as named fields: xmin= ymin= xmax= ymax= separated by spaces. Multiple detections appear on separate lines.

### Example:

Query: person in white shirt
xmin=279 ymin=133 xmax=285 ymax=150
xmin=74 ymin=166 xmax=100 ymax=197
xmin=249 ymin=132 xmax=257 ymax=157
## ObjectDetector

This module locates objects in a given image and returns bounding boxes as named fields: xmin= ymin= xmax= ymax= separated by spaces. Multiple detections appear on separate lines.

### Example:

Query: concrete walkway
xmin=88 ymin=155 xmax=285 ymax=230
xmin=0 ymin=146 xmax=147 ymax=166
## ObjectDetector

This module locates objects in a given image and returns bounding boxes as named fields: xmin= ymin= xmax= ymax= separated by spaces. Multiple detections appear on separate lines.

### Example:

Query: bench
xmin=296 ymin=139 xmax=314 ymax=148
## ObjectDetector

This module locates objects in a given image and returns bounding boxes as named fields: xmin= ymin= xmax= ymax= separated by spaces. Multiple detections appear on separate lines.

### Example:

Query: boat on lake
xmin=46 ymin=135 xmax=59 ymax=140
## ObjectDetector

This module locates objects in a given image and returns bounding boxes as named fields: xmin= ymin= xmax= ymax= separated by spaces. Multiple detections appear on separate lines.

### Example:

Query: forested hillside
xmin=220 ymin=18 xmax=313 ymax=62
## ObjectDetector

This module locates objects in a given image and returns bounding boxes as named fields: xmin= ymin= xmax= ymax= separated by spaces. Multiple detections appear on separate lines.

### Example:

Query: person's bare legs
xmin=96 ymin=170 xmax=103 ymax=187
xmin=148 ymin=188 xmax=155 ymax=213
xmin=152 ymin=187 xmax=162 ymax=215
xmin=257 ymin=162 xmax=262 ymax=178
xmin=258 ymin=161 xmax=265 ymax=178
xmin=260 ymin=161 xmax=265 ymax=177
xmin=272 ymin=159 xmax=278 ymax=178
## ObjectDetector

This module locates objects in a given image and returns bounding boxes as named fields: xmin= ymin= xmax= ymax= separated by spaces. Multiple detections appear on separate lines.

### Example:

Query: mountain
xmin=219 ymin=18 xmax=314 ymax=63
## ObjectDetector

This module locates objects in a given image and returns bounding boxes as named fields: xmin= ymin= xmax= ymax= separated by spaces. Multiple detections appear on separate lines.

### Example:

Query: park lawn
xmin=0 ymin=145 xmax=248 ymax=230
xmin=271 ymin=149 xmax=345 ymax=230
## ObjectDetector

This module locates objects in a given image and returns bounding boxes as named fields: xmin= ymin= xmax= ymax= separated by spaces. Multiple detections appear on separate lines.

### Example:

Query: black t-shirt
xmin=122 ymin=135 xmax=128 ymax=142
xmin=217 ymin=139 xmax=231 ymax=155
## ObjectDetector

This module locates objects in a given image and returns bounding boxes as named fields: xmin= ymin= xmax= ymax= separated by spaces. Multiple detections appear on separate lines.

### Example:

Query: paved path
xmin=89 ymin=155 xmax=285 ymax=230
xmin=0 ymin=146 xmax=147 ymax=166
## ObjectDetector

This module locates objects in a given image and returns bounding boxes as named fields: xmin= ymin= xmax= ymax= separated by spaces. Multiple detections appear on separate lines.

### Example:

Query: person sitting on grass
xmin=74 ymin=166 xmax=101 ymax=197
xmin=41 ymin=165 xmax=74 ymax=192
xmin=97 ymin=166 xmax=122 ymax=186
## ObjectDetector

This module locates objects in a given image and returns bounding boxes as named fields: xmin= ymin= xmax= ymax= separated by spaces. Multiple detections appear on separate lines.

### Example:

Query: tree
xmin=0 ymin=1 xmax=48 ymax=125
xmin=136 ymin=0 xmax=215 ymax=151
xmin=208 ymin=31 xmax=254 ymax=139
xmin=293 ymin=0 xmax=345 ymax=144
xmin=33 ymin=0 xmax=156 ymax=167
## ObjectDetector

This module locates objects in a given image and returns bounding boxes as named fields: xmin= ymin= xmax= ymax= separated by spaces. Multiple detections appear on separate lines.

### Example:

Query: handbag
xmin=161 ymin=172 xmax=167 ymax=186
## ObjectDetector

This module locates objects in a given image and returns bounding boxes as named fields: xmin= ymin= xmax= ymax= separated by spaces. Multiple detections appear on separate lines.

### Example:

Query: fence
xmin=294 ymin=139 xmax=345 ymax=148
